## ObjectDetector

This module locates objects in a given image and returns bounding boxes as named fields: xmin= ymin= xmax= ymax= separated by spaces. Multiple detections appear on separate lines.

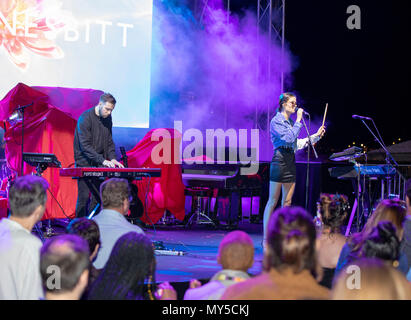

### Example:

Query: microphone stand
xmin=301 ymin=114 xmax=318 ymax=210
xmin=359 ymin=119 xmax=405 ymax=198
xmin=17 ymin=103 xmax=33 ymax=176
xmin=15 ymin=102 xmax=44 ymax=239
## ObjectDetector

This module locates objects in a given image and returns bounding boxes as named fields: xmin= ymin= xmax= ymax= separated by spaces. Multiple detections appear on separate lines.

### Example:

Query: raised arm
xmin=296 ymin=125 xmax=326 ymax=151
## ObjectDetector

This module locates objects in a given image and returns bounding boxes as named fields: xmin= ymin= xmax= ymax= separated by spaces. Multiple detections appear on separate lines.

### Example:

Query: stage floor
xmin=148 ymin=222 xmax=264 ymax=284
xmin=33 ymin=219 xmax=264 ymax=294
xmin=31 ymin=219 xmax=264 ymax=299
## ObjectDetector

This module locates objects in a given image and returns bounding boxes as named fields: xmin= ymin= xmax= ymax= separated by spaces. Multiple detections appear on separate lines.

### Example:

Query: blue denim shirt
xmin=270 ymin=112 xmax=303 ymax=152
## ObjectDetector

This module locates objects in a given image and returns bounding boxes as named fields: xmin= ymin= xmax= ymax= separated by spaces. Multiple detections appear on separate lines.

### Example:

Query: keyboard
xmin=329 ymin=164 xmax=396 ymax=179
xmin=59 ymin=167 xmax=161 ymax=179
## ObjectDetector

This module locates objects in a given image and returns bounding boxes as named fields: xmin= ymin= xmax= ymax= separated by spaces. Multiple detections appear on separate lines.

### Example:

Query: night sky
xmin=230 ymin=0 xmax=411 ymax=154
xmin=3 ymin=1 xmax=407 ymax=161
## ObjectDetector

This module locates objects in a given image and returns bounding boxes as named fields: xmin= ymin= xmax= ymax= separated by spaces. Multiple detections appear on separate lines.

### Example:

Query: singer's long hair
xmin=278 ymin=92 xmax=296 ymax=112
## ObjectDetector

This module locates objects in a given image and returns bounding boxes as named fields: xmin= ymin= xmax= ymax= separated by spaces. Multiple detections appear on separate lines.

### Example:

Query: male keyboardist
xmin=73 ymin=93 xmax=124 ymax=218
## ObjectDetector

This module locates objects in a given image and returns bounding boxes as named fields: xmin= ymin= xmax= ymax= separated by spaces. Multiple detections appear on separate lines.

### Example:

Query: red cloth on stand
xmin=0 ymin=199 xmax=7 ymax=220
xmin=126 ymin=128 xmax=185 ymax=224
xmin=0 ymin=83 xmax=103 ymax=220
xmin=0 ymin=84 xmax=185 ymax=223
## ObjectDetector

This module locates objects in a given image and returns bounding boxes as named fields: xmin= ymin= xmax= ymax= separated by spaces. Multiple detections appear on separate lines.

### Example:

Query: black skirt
xmin=270 ymin=148 xmax=296 ymax=183
xmin=319 ymin=267 xmax=336 ymax=289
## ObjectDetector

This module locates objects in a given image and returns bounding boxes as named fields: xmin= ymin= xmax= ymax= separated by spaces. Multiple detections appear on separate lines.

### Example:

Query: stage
xmin=0 ymin=0 xmax=410 ymax=225
xmin=151 ymin=223 xmax=264 ymax=298
xmin=32 ymin=218 xmax=264 ymax=299
xmin=151 ymin=223 xmax=264 ymax=282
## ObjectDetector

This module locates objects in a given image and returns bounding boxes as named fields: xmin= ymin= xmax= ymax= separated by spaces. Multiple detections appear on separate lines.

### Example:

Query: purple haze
xmin=150 ymin=0 xmax=295 ymax=161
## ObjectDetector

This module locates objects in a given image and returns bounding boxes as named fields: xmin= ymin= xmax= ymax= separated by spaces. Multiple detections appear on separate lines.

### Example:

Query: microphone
xmin=296 ymin=107 xmax=310 ymax=116
xmin=16 ymin=102 xmax=34 ymax=110
xmin=352 ymin=114 xmax=372 ymax=120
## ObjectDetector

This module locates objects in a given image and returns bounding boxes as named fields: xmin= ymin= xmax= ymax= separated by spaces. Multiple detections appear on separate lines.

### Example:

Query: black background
xmin=230 ymin=0 xmax=411 ymax=154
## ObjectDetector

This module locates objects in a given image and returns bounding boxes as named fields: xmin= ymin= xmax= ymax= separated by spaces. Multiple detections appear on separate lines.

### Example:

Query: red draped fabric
xmin=0 ymin=83 xmax=186 ymax=224
xmin=126 ymin=128 xmax=185 ymax=224
xmin=0 ymin=83 xmax=103 ymax=220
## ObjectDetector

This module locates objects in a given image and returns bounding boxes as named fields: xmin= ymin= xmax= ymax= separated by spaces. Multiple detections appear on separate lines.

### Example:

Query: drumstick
xmin=322 ymin=103 xmax=328 ymax=127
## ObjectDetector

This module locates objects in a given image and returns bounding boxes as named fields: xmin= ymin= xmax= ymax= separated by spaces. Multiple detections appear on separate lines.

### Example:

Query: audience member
xmin=339 ymin=221 xmax=407 ymax=275
xmin=184 ymin=231 xmax=254 ymax=300
xmin=332 ymin=258 xmax=411 ymax=300
xmin=66 ymin=218 xmax=102 ymax=289
xmin=316 ymin=193 xmax=349 ymax=288
xmin=221 ymin=206 xmax=329 ymax=300
xmin=360 ymin=221 xmax=401 ymax=263
xmin=40 ymin=234 xmax=90 ymax=300
xmin=0 ymin=175 xmax=48 ymax=299
xmin=402 ymin=179 xmax=411 ymax=274
xmin=335 ymin=198 xmax=407 ymax=275
xmin=87 ymin=232 xmax=176 ymax=300
xmin=92 ymin=178 xmax=144 ymax=269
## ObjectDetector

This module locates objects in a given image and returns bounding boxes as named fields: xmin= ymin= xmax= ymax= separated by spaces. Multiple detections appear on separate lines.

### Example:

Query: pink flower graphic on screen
xmin=0 ymin=0 xmax=66 ymax=71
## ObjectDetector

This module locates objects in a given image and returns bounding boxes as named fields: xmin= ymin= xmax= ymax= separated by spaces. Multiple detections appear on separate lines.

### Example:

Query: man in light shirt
xmin=92 ymin=178 xmax=144 ymax=269
xmin=0 ymin=175 xmax=49 ymax=299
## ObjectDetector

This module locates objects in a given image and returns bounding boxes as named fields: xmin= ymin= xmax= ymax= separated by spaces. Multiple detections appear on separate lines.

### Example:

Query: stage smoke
xmin=150 ymin=0 xmax=295 ymax=160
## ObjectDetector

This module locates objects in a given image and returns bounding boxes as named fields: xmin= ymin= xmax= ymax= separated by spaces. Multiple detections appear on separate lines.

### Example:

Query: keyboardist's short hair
xmin=99 ymin=93 xmax=116 ymax=105
xmin=100 ymin=178 xmax=130 ymax=209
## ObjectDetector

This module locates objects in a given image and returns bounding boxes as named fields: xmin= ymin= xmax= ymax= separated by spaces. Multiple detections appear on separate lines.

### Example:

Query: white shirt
xmin=0 ymin=218 xmax=44 ymax=300
xmin=92 ymin=209 xmax=145 ymax=269
xmin=297 ymin=134 xmax=322 ymax=151
xmin=184 ymin=269 xmax=250 ymax=300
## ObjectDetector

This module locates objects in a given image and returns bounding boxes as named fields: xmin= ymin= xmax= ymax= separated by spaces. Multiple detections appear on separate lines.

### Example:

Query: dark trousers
xmin=75 ymin=178 xmax=103 ymax=218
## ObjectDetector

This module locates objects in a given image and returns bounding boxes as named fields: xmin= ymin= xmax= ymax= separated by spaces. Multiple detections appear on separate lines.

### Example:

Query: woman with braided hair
xmin=315 ymin=193 xmax=349 ymax=288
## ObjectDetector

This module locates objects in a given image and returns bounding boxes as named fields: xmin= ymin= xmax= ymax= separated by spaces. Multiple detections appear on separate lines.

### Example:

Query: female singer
xmin=263 ymin=92 xmax=326 ymax=243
